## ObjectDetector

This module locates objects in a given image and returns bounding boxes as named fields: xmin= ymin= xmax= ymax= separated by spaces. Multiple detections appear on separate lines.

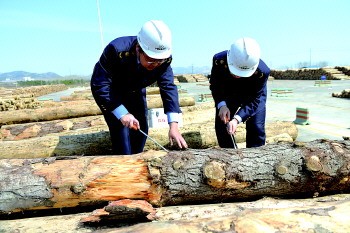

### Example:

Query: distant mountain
xmin=0 ymin=66 xmax=211 ymax=82
xmin=0 ymin=71 xmax=62 ymax=81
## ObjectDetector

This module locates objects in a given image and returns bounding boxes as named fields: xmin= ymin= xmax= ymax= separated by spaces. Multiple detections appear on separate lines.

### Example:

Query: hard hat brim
xmin=228 ymin=63 xmax=258 ymax=78
xmin=141 ymin=46 xmax=172 ymax=59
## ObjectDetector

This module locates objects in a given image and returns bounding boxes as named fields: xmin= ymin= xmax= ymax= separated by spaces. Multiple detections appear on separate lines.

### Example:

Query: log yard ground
xmin=36 ymin=79 xmax=350 ymax=143
xmin=179 ymin=79 xmax=350 ymax=143
xmin=0 ymin=78 xmax=349 ymax=232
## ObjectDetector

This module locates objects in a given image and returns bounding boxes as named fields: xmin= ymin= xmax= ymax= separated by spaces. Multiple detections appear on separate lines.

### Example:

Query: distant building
xmin=23 ymin=76 xmax=34 ymax=81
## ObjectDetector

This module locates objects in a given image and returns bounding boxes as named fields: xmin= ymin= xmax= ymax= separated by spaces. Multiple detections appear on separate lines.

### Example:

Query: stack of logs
xmin=1 ymin=85 xmax=350 ymax=232
xmin=0 ymin=94 xmax=41 ymax=111
xmin=332 ymin=89 xmax=350 ymax=98
xmin=0 ymin=84 xmax=68 ymax=111
xmin=270 ymin=68 xmax=338 ymax=80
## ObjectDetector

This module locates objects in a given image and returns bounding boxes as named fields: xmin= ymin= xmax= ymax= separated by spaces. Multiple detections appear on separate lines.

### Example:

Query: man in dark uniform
xmin=209 ymin=37 xmax=270 ymax=148
xmin=91 ymin=20 xmax=188 ymax=155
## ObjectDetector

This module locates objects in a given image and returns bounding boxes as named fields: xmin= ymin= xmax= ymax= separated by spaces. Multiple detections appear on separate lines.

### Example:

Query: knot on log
xmin=204 ymin=160 xmax=250 ymax=189
xmin=204 ymin=161 xmax=226 ymax=188
xmin=306 ymin=155 xmax=323 ymax=172
xmin=70 ymin=183 xmax=86 ymax=194
xmin=276 ymin=164 xmax=288 ymax=175
xmin=331 ymin=143 xmax=345 ymax=154
xmin=172 ymin=160 xmax=185 ymax=170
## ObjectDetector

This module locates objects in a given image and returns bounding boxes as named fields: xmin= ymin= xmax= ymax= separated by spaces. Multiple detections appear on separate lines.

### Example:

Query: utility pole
xmin=96 ymin=0 xmax=104 ymax=51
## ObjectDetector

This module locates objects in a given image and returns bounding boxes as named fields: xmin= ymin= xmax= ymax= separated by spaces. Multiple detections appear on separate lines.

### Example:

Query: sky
xmin=1 ymin=0 xmax=350 ymax=76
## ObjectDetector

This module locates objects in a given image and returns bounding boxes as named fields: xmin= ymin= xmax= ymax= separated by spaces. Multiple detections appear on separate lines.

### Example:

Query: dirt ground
xmin=1 ymin=79 xmax=349 ymax=232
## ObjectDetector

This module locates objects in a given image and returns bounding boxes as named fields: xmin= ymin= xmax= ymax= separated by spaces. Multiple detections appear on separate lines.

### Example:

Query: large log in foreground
xmin=0 ymin=139 xmax=349 ymax=217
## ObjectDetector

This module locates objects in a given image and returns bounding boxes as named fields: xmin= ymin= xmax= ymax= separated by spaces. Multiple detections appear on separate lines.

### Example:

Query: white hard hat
xmin=137 ymin=20 xmax=172 ymax=59
xmin=227 ymin=37 xmax=261 ymax=77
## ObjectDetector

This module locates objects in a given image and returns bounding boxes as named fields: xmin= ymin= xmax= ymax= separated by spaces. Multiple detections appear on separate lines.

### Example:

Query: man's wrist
xmin=233 ymin=115 xmax=242 ymax=124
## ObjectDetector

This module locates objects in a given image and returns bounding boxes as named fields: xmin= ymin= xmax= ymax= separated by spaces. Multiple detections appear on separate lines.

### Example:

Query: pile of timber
xmin=60 ymin=87 xmax=189 ymax=101
xmin=0 ymin=84 xmax=68 ymax=98
xmin=175 ymin=74 xmax=208 ymax=83
xmin=0 ymin=94 xmax=41 ymax=111
xmin=270 ymin=68 xmax=339 ymax=80
xmin=0 ymin=118 xmax=297 ymax=159
xmin=0 ymin=139 xmax=350 ymax=232
xmin=332 ymin=89 xmax=350 ymax=98
xmin=0 ymin=96 xmax=195 ymax=127
xmin=0 ymin=84 xmax=68 ymax=111
xmin=0 ymin=98 xmax=298 ymax=159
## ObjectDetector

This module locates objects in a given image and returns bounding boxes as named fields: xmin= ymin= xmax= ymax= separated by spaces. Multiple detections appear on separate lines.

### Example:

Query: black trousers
xmin=215 ymin=106 xmax=266 ymax=148
xmin=99 ymin=90 xmax=148 ymax=155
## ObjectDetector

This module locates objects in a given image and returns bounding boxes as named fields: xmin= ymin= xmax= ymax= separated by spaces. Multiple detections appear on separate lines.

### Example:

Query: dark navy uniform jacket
xmin=91 ymin=36 xmax=181 ymax=116
xmin=209 ymin=50 xmax=270 ymax=122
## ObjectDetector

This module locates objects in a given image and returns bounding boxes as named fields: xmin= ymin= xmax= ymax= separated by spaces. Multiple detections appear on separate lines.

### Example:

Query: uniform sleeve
xmin=90 ymin=44 xmax=123 ymax=112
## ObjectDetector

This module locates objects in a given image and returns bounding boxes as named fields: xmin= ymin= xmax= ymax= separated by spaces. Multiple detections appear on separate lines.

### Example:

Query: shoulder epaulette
xmin=166 ymin=57 xmax=172 ymax=63
xmin=214 ymin=59 xmax=227 ymax=68
xmin=117 ymin=51 xmax=135 ymax=59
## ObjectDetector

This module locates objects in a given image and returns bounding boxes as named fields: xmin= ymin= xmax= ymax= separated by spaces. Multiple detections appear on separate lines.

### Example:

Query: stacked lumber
xmin=0 ymin=118 xmax=297 ymax=159
xmin=270 ymin=68 xmax=338 ymax=80
xmin=59 ymin=87 xmax=185 ymax=101
xmin=0 ymin=96 xmax=196 ymax=127
xmin=175 ymin=74 xmax=208 ymax=83
xmin=0 ymin=84 xmax=68 ymax=111
xmin=0 ymin=94 xmax=41 ymax=111
xmin=9 ymin=84 xmax=67 ymax=97
xmin=332 ymin=89 xmax=350 ymax=98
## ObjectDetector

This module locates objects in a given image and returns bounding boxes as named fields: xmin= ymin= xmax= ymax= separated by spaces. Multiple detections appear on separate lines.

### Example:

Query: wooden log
xmin=0 ymin=101 xmax=102 ymax=126
xmin=146 ymin=120 xmax=298 ymax=150
xmin=0 ymin=121 xmax=297 ymax=158
xmin=91 ymin=197 xmax=350 ymax=233
xmin=0 ymin=97 xmax=196 ymax=126
xmin=147 ymin=96 xmax=195 ymax=109
xmin=1 ymin=194 xmax=350 ymax=232
xmin=0 ymin=139 xmax=350 ymax=216
xmin=0 ymin=102 xmax=213 ymax=141
xmin=0 ymin=130 xmax=113 ymax=159
xmin=0 ymin=116 xmax=107 ymax=141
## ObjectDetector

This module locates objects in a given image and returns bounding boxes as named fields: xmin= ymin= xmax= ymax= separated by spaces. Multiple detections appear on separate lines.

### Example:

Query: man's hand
xmin=120 ymin=113 xmax=139 ymax=129
xmin=226 ymin=118 xmax=239 ymax=135
xmin=168 ymin=122 xmax=188 ymax=149
xmin=219 ymin=105 xmax=230 ymax=124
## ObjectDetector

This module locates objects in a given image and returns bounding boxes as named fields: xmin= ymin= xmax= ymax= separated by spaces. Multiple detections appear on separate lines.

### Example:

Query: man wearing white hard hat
xmin=209 ymin=37 xmax=271 ymax=148
xmin=91 ymin=20 xmax=188 ymax=154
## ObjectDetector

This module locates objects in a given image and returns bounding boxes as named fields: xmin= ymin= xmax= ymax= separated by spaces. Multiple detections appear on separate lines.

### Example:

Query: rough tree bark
xmin=0 ymin=116 xmax=107 ymax=141
xmin=0 ymin=139 xmax=349 ymax=217
xmin=93 ymin=197 xmax=350 ymax=233
xmin=0 ymin=121 xmax=297 ymax=159
xmin=1 ymin=194 xmax=349 ymax=232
